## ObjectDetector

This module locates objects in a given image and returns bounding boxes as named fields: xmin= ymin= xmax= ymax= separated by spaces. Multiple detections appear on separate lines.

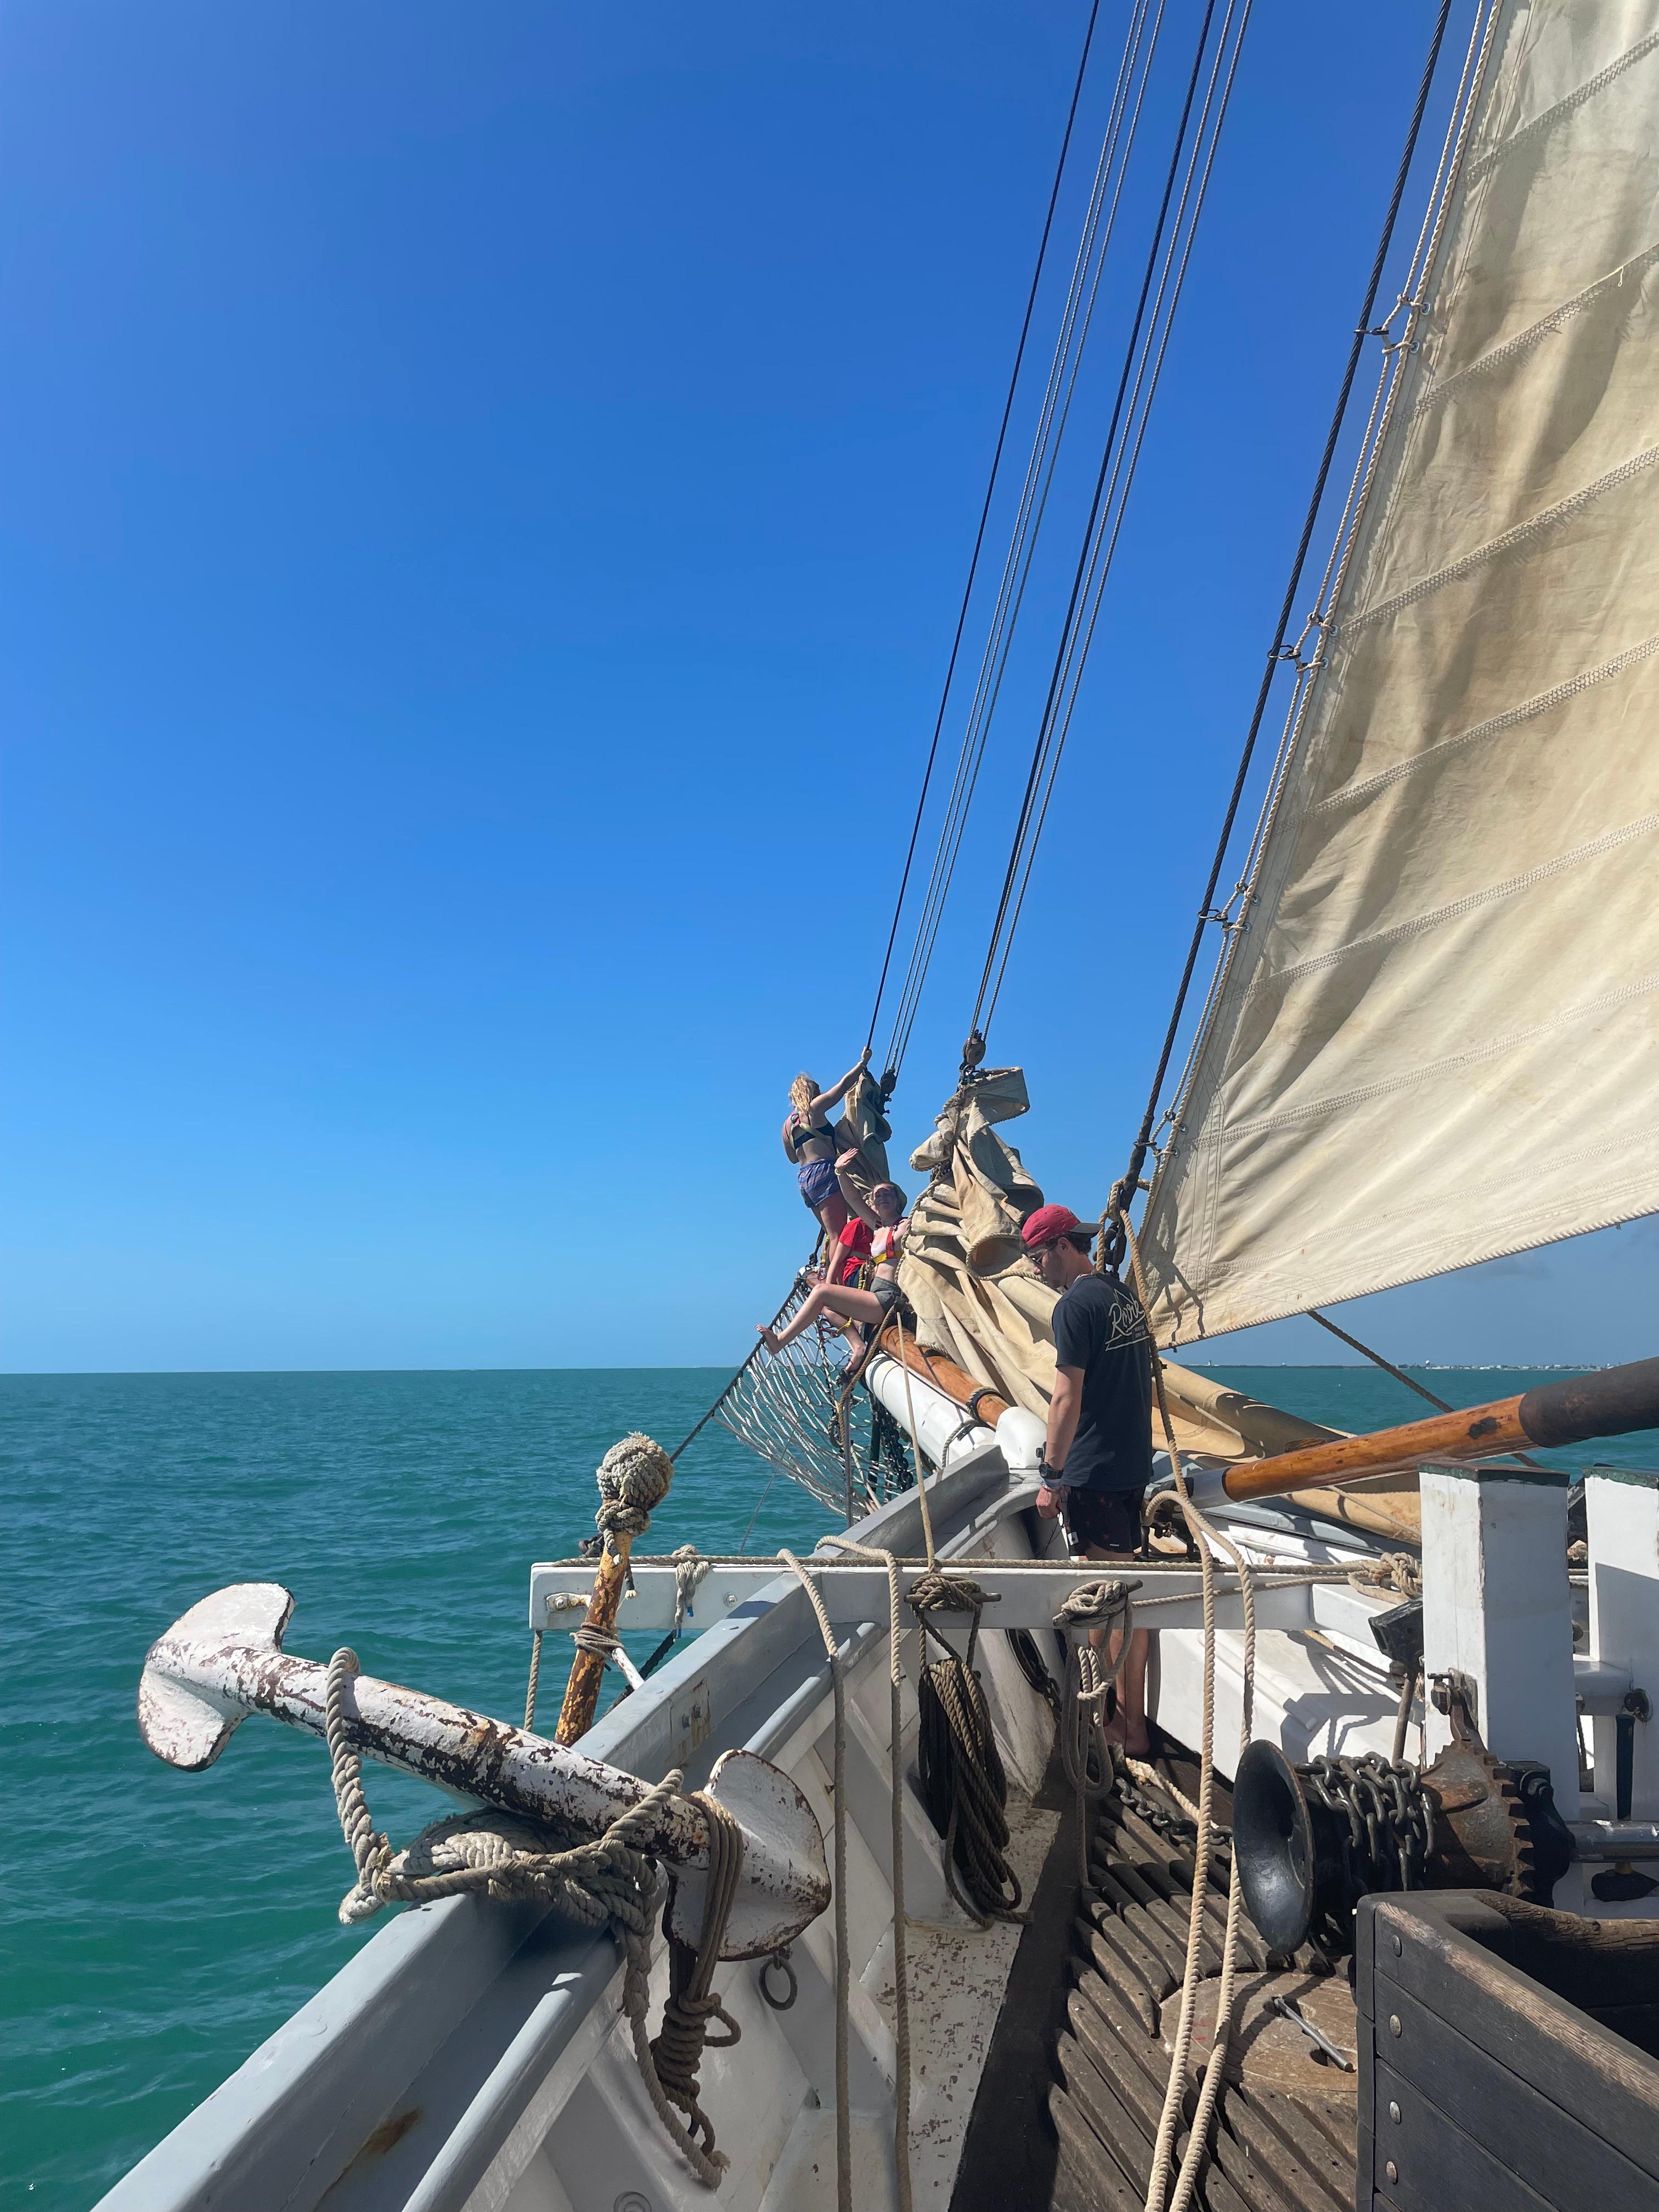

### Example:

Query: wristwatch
xmin=1037 ymin=1455 xmax=1066 ymax=1485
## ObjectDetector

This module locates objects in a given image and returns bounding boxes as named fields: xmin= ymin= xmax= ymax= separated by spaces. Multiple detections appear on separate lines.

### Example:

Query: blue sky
xmin=3 ymin=0 xmax=1651 ymax=1373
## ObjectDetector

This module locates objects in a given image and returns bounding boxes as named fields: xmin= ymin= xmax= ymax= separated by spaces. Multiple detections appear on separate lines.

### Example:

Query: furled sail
xmin=898 ymin=1071 xmax=1384 ymax=1479
xmin=1140 ymin=0 xmax=1659 ymax=1344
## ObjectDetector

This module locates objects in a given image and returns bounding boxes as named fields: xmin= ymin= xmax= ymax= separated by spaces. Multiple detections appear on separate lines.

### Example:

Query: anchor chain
xmin=1301 ymin=1751 xmax=1437 ymax=1928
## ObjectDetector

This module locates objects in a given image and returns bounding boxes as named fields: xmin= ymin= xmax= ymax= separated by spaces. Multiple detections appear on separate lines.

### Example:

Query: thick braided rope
xmin=1355 ymin=1549 xmax=1421 ymax=1599
xmin=523 ymin=1629 xmax=544 ymax=1731
xmin=778 ymin=1550 xmax=853 ymax=2212
xmin=669 ymin=1543 xmax=713 ymax=1632
xmin=821 ymin=1532 xmax=915 ymax=2212
xmin=323 ymin=1650 xmax=735 ymax=2190
xmin=596 ymin=1431 xmax=675 ymax=1562
xmin=1114 ymin=1218 xmax=1259 ymax=2212
xmin=325 ymin=1648 xmax=678 ymax=1925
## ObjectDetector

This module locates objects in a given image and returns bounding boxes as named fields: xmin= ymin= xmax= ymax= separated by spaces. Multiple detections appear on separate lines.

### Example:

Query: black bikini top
xmin=786 ymin=1113 xmax=836 ymax=1159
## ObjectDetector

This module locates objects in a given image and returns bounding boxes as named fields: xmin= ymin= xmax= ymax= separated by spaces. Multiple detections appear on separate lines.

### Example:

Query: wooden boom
xmin=877 ymin=1325 xmax=1659 ymax=1522
xmin=1223 ymin=1356 xmax=1659 ymax=1503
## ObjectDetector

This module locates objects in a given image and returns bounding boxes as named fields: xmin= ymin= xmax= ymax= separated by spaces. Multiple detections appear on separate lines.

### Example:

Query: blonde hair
xmin=789 ymin=1073 xmax=818 ymax=1118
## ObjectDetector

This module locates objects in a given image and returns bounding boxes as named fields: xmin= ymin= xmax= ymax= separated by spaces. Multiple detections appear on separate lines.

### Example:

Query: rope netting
xmin=708 ymin=1274 xmax=915 ymax=1519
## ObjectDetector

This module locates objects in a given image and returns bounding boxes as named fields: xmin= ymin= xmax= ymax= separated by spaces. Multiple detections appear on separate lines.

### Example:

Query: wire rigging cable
xmin=967 ymin=0 xmax=1251 ymax=1047
xmin=882 ymin=0 xmax=1170 ymax=1083
xmin=1114 ymin=0 xmax=1461 ymax=1198
xmin=862 ymin=0 xmax=1105 ymax=1065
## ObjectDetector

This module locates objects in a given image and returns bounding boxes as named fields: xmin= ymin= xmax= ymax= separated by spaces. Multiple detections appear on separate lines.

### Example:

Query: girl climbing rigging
xmin=781 ymin=1051 xmax=871 ymax=1254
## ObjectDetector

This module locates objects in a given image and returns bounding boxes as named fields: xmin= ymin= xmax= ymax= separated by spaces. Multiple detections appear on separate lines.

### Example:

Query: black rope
xmin=969 ymin=0 xmax=1226 ymax=1040
xmin=1117 ymin=0 xmax=1457 ymax=1198
xmin=863 ymin=0 xmax=1105 ymax=1071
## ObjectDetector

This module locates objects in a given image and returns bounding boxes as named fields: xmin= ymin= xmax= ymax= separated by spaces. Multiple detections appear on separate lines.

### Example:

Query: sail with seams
xmin=1138 ymin=0 xmax=1659 ymax=1346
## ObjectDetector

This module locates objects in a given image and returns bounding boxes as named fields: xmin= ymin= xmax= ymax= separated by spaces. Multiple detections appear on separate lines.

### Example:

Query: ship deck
xmin=955 ymin=1749 xmax=1357 ymax=2212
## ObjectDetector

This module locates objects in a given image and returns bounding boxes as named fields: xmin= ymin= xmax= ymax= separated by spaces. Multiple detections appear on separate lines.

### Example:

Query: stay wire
xmin=981 ymin=0 xmax=1251 ymax=1034
xmin=1116 ymin=0 xmax=1457 ymax=1195
xmin=862 ymin=0 xmax=1104 ymax=1065
xmin=882 ymin=0 xmax=1160 ymax=1080
xmin=883 ymin=0 xmax=1168 ymax=1079
xmin=969 ymin=0 xmax=1226 ymax=1040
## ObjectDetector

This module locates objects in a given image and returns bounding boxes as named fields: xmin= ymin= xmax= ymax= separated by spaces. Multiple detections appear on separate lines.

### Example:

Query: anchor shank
xmin=144 ymin=1619 xmax=713 ymax=1862
xmin=137 ymin=1583 xmax=830 ymax=1956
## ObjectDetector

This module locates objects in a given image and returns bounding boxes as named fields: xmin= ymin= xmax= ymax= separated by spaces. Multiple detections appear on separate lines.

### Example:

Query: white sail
xmin=1141 ymin=0 xmax=1659 ymax=1346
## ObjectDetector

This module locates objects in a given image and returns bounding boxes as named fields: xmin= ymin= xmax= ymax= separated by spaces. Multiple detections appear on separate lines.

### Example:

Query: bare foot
xmin=757 ymin=1325 xmax=783 ymax=1356
xmin=1104 ymin=1711 xmax=1152 ymax=1760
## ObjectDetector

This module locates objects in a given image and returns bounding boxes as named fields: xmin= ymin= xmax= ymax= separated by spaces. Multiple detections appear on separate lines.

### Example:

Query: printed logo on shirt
xmin=1107 ymin=1288 xmax=1149 ymax=1348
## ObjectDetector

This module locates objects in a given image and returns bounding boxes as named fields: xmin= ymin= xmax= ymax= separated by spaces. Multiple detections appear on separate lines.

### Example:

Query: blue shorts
xmin=798 ymin=1158 xmax=839 ymax=1210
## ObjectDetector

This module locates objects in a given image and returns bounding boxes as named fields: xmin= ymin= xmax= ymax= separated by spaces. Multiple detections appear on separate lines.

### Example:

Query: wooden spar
xmin=875 ymin=1328 xmax=1659 ymax=1538
xmin=554 ymin=1536 xmax=633 ymax=1746
xmin=1223 ymin=1355 xmax=1659 ymax=1504
xmin=876 ymin=1325 xmax=1013 ymax=1426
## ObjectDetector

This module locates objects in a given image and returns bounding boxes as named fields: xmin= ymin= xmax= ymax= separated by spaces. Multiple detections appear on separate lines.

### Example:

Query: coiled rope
xmin=325 ymin=1648 xmax=742 ymax=2188
xmin=891 ymin=1313 xmax=1021 ymax=1923
xmin=649 ymin=1795 xmax=746 ymax=2176
xmin=909 ymin=1570 xmax=1022 ymax=1923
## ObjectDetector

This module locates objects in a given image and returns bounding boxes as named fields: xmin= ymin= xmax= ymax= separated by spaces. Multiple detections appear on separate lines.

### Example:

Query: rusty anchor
xmin=138 ymin=1582 xmax=830 ymax=1960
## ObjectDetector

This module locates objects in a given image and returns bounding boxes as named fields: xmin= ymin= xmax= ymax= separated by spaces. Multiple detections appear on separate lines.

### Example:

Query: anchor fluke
xmin=139 ymin=1581 xmax=296 ymax=1771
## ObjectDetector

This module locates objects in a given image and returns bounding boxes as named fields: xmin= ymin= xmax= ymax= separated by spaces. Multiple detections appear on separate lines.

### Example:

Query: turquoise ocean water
xmin=5 ymin=1364 xmax=1657 ymax=2209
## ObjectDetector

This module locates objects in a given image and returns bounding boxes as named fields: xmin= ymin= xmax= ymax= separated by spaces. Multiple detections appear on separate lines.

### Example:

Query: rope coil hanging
xmin=908 ymin=1572 xmax=1023 ymax=1923
xmin=1053 ymin=1577 xmax=1135 ymax=1883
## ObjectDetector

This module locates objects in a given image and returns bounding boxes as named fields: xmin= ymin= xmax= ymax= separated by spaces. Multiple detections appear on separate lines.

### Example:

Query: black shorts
xmin=1064 ymin=1482 xmax=1145 ymax=1556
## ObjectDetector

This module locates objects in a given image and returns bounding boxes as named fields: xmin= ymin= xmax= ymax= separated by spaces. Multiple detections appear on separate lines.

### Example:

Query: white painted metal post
xmin=1584 ymin=1464 xmax=1659 ymax=1823
xmin=1418 ymin=1459 xmax=1578 ymax=1825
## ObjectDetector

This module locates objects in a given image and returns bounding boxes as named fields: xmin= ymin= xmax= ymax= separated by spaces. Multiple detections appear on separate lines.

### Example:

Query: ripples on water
xmin=2 ymin=1364 xmax=1653 ymax=2208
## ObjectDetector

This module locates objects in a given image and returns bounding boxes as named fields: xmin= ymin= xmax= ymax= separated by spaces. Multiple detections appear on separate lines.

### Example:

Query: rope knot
xmin=1052 ymin=1577 xmax=1135 ymax=1634
xmin=1352 ymin=1550 xmax=1423 ymax=1599
xmin=906 ymin=1568 xmax=997 ymax=1620
xmin=595 ymin=1432 xmax=674 ymax=1561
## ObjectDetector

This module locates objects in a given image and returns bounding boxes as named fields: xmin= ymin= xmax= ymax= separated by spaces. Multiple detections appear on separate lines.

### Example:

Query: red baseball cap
xmin=1020 ymin=1203 xmax=1090 ymax=1252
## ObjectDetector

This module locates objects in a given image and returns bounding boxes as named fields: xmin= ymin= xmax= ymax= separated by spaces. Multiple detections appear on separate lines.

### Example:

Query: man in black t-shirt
xmin=1023 ymin=1203 xmax=1153 ymax=1755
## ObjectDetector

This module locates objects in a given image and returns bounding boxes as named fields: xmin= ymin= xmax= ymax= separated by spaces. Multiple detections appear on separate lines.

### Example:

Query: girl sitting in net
xmin=758 ymin=1156 xmax=908 ymax=1354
